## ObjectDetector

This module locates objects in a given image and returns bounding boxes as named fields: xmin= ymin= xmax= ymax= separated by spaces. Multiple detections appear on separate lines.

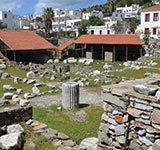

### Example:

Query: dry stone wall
xmin=98 ymin=79 xmax=160 ymax=150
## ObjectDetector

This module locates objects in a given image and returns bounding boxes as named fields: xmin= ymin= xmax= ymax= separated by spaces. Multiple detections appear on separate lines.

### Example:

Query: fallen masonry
xmin=98 ymin=75 xmax=160 ymax=150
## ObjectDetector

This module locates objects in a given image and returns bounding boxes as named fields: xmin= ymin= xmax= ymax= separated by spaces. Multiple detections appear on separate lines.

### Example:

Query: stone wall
xmin=98 ymin=80 xmax=160 ymax=150
xmin=0 ymin=105 xmax=32 ymax=126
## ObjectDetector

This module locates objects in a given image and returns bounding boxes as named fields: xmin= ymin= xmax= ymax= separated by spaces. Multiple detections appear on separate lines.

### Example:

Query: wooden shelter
xmin=0 ymin=30 xmax=58 ymax=63
xmin=74 ymin=34 xmax=143 ymax=61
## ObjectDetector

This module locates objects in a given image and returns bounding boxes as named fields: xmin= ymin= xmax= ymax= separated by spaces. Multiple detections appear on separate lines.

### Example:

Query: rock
xmin=41 ymin=128 xmax=58 ymax=140
xmin=63 ymin=59 xmax=68 ymax=64
xmin=138 ymin=129 xmax=146 ymax=136
xmin=17 ymin=89 xmax=23 ymax=94
xmin=103 ymin=64 xmax=113 ymax=70
xmin=134 ymin=103 xmax=153 ymax=111
xmin=50 ymin=75 xmax=55 ymax=80
xmin=155 ymin=90 xmax=160 ymax=100
xmin=101 ymin=113 xmax=109 ymax=122
xmin=139 ymin=136 xmax=153 ymax=146
xmin=57 ymin=145 xmax=73 ymax=150
xmin=152 ymin=139 xmax=160 ymax=150
xmin=103 ymin=102 xmax=112 ymax=112
xmin=116 ymin=136 xmax=125 ymax=144
xmin=79 ymin=58 xmax=86 ymax=64
xmin=135 ymin=118 xmax=151 ymax=125
xmin=98 ymin=131 xmax=111 ymax=145
xmin=7 ymin=124 xmax=24 ymax=134
xmin=0 ymin=132 xmax=22 ymax=150
xmin=115 ymin=114 xmax=123 ymax=124
xmin=79 ymin=137 xmax=98 ymax=150
xmin=0 ymin=64 xmax=7 ymax=69
xmin=27 ymin=79 xmax=36 ymax=84
xmin=26 ymin=119 xmax=34 ymax=125
xmin=23 ymin=93 xmax=34 ymax=99
xmin=108 ymin=118 xmax=117 ymax=126
xmin=1 ymin=72 xmax=10 ymax=79
xmin=26 ymin=71 xmax=35 ymax=78
xmin=85 ymin=59 xmax=93 ymax=66
xmin=19 ymin=99 xmax=30 ymax=107
xmin=129 ymin=139 xmax=142 ymax=150
xmin=93 ymin=70 xmax=101 ymax=76
xmin=3 ymin=92 xmax=14 ymax=99
xmin=12 ymin=95 xmax=21 ymax=103
xmin=47 ymin=59 xmax=53 ymax=64
xmin=152 ymin=123 xmax=160 ymax=130
xmin=32 ymin=86 xmax=41 ymax=95
xmin=57 ymin=132 xmax=69 ymax=140
xmin=115 ymin=124 xmax=125 ymax=136
xmin=152 ymin=109 xmax=160 ymax=125
xmin=99 ymin=123 xmax=109 ymax=133
xmin=62 ymin=140 xmax=76 ymax=147
xmin=3 ymin=85 xmax=15 ymax=91
xmin=68 ymin=58 xmax=77 ymax=64
xmin=14 ymin=77 xmax=22 ymax=84
xmin=133 ymin=84 xmax=159 ymax=96
xmin=127 ymin=107 xmax=143 ymax=117
xmin=54 ymin=59 xmax=59 ymax=63
xmin=146 ymin=126 xmax=160 ymax=134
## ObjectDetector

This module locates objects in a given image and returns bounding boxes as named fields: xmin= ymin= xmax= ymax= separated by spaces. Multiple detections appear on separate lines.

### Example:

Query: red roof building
xmin=142 ymin=5 xmax=160 ymax=12
xmin=73 ymin=34 xmax=143 ymax=61
xmin=0 ymin=30 xmax=58 ymax=63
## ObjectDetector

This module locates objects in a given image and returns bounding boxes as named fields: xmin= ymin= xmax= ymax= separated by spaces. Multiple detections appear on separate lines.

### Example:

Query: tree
xmin=125 ymin=18 xmax=140 ymax=33
xmin=78 ymin=20 xmax=88 ymax=36
xmin=0 ymin=21 xmax=6 ymax=29
xmin=111 ymin=21 xmax=123 ymax=34
xmin=42 ymin=8 xmax=54 ymax=38
xmin=87 ymin=16 xmax=103 ymax=26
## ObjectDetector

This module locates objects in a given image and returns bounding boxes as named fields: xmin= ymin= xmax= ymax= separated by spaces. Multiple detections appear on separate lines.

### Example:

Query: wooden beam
xmin=91 ymin=45 xmax=93 ymax=59
xmin=81 ymin=45 xmax=84 ymax=58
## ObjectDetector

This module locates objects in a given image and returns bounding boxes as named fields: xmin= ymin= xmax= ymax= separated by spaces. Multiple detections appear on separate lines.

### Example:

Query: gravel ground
xmin=30 ymin=87 xmax=102 ymax=108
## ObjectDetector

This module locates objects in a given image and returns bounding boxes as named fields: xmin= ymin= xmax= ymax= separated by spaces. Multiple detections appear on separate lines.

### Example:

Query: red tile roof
xmin=142 ymin=5 xmax=160 ymax=12
xmin=58 ymin=41 xmax=73 ymax=51
xmin=74 ymin=34 xmax=142 ymax=45
xmin=0 ymin=30 xmax=58 ymax=51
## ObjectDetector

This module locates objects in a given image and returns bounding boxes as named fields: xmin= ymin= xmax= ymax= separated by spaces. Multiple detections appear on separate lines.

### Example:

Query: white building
xmin=140 ymin=5 xmax=160 ymax=39
xmin=82 ymin=10 xmax=103 ymax=20
xmin=112 ymin=4 xmax=140 ymax=20
xmin=52 ymin=9 xmax=82 ymax=31
xmin=0 ymin=11 xmax=20 ymax=29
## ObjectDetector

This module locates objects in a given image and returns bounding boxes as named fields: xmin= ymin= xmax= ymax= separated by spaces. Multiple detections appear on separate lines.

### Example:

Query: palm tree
xmin=42 ymin=8 xmax=54 ymax=38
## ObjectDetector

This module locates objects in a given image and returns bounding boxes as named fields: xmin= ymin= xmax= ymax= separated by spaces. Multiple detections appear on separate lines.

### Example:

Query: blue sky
xmin=0 ymin=0 xmax=106 ymax=16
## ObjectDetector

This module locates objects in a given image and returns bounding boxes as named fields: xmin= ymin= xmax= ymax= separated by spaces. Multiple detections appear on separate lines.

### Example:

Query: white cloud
xmin=34 ymin=0 xmax=101 ymax=15
xmin=0 ymin=0 xmax=23 ymax=11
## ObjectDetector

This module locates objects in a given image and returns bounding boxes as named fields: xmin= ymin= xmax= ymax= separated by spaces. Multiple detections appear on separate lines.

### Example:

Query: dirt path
xmin=30 ymin=87 xmax=102 ymax=108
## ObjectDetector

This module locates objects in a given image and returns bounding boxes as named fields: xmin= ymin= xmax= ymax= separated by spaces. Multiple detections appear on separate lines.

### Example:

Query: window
xmin=99 ymin=30 xmax=102 ymax=34
xmin=153 ymin=28 xmax=157 ymax=35
xmin=153 ymin=13 xmax=159 ymax=21
xmin=107 ymin=30 xmax=110 ymax=34
xmin=145 ymin=13 xmax=150 ymax=22
xmin=144 ymin=28 xmax=149 ymax=34
xmin=91 ymin=30 xmax=94 ymax=34
xmin=4 ymin=14 xmax=7 ymax=18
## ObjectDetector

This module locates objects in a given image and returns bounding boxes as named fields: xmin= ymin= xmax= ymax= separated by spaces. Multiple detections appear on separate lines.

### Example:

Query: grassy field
xmin=33 ymin=104 xmax=103 ymax=144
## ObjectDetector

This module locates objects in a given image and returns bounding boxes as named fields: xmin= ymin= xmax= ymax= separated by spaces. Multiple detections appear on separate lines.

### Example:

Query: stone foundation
xmin=0 ymin=105 xmax=32 ymax=126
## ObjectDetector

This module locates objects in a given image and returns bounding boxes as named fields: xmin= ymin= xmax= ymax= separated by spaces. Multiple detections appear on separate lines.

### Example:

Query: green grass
xmin=33 ymin=104 xmax=103 ymax=144
xmin=109 ymin=68 xmax=160 ymax=79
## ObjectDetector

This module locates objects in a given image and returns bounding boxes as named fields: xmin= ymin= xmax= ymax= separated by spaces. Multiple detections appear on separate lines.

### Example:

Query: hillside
xmin=83 ymin=0 xmax=153 ymax=13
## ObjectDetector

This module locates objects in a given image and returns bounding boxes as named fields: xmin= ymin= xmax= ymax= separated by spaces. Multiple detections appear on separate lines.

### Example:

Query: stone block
xmin=152 ymin=109 xmax=160 ymax=125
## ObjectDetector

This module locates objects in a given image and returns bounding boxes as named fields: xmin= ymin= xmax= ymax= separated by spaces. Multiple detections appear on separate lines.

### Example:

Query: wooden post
xmin=113 ymin=45 xmax=115 ymax=61
xmin=5 ymin=50 xmax=7 ymax=57
xmin=102 ymin=45 xmax=104 ymax=60
xmin=91 ymin=45 xmax=93 ymax=59
xmin=82 ymin=45 xmax=84 ymax=58
xmin=13 ymin=51 xmax=16 ymax=62
xmin=140 ymin=47 xmax=142 ymax=57
xmin=126 ymin=45 xmax=128 ymax=61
